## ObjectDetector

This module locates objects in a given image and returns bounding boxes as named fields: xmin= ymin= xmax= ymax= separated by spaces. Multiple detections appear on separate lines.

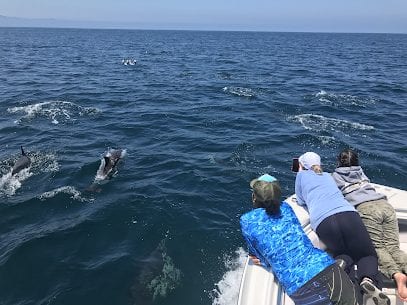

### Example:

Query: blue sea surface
xmin=0 ymin=28 xmax=406 ymax=305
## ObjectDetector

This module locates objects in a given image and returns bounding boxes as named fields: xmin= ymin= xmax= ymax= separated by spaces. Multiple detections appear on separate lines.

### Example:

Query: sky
xmin=0 ymin=0 xmax=407 ymax=33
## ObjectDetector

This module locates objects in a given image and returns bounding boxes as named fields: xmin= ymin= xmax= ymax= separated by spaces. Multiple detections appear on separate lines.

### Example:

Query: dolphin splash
xmin=0 ymin=146 xmax=32 ymax=196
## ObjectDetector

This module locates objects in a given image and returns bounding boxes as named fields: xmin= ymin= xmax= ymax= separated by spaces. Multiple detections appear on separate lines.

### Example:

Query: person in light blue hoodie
xmin=240 ymin=174 xmax=358 ymax=305
xmin=295 ymin=152 xmax=390 ymax=305
xmin=333 ymin=148 xmax=407 ymax=301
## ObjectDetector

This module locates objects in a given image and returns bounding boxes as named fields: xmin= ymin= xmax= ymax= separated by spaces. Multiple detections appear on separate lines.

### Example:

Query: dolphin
xmin=130 ymin=240 xmax=182 ymax=304
xmin=12 ymin=146 xmax=31 ymax=175
xmin=96 ymin=149 xmax=124 ymax=181
xmin=84 ymin=149 xmax=126 ymax=192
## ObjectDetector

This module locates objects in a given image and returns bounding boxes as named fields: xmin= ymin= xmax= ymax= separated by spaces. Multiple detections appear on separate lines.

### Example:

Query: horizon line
xmin=1 ymin=25 xmax=406 ymax=35
xmin=0 ymin=14 xmax=406 ymax=35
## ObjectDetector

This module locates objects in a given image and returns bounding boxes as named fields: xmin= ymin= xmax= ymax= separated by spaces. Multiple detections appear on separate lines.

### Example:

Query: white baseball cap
xmin=299 ymin=152 xmax=321 ymax=170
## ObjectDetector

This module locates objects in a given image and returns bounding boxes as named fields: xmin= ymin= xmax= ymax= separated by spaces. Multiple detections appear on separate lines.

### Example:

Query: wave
xmin=223 ymin=86 xmax=255 ymax=98
xmin=28 ymin=151 xmax=60 ymax=173
xmin=0 ymin=169 xmax=32 ymax=196
xmin=289 ymin=114 xmax=374 ymax=134
xmin=0 ymin=205 xmax=96 ymax=266
xmin=0 ymin=150 xmax=58 ymax=196
xmin=211 ymin=247 xmax=247 ymax=305
xmin=218 ymin=72 xmax=232 ymax=80
xmin=315 ymin=90 xmax=377 ymax=108
xmin=7 ymin=100 xmax=100 ymax=125
xmin=315 ymin=135 xmax=336 ymax=145
xmin=38 ymin=186 xmax=92 ymax=203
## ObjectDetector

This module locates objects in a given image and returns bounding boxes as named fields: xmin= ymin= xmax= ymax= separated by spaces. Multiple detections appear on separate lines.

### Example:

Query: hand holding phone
xmin=291 ymin=158 xmax=299 ymax=172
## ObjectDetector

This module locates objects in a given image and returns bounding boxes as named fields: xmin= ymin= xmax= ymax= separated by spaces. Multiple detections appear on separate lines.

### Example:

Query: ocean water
xmin=0 ymin=28 xmax=406 ymax=305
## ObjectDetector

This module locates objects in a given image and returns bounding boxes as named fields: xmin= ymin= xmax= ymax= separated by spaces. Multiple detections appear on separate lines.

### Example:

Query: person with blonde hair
xmin=295 ymin=152 xmax=390 ymax=305
xmin=241 ymin=174 xmax=358 ymax=305
xmin=332 ymin=148 xmax=407 ymax=301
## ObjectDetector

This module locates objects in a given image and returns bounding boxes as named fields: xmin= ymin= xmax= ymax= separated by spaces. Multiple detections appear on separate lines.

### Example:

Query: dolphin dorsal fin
xmin=103 ymin=156 xmax=110 ymax=166
xmin=21 ymin=146 xmax=26 ymax=156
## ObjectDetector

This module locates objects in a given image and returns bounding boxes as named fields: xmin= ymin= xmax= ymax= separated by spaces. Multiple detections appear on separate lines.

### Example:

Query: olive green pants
xmin=357 ymin=199 xmax=407 ymax=278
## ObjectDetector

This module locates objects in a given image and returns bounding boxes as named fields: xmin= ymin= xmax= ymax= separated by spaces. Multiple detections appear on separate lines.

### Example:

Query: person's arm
xmin=295 ymin=173 xmax=306 ymax=205
xmin=242 ymin=234 xmax=257 ymax=257
xmin=359 ymin=168 xmax=371 ymax=183
xmin=240 ymin=217 xmax=267 ymax=267
xmin=332 ymin=170 xmax=371 ymax=196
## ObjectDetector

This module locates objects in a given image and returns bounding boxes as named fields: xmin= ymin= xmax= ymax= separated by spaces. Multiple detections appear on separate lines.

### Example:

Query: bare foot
xmin=393 ymin=272 xmax=407 ymax=300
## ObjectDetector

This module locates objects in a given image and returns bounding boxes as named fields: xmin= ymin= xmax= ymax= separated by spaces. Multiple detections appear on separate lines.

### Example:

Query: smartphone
xmin=291 ymin=158 xmax=299 ymax=172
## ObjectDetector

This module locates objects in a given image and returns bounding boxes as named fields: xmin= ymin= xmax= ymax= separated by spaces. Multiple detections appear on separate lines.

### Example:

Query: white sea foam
xmin=29 ymin=151 xmax=60 ymax=173
xmin=316 ymin=135 xmax=336 ymax=145
xmin=122 ymin=58 xmax=137 ymax=65
xmin=8 ymin=101 xmax=100 ymax=124
xmin=223 ymin=86 xmax=255 ymax=98
xmin=316 ymin=90 xmax=327 ymax=96
xmin=208 ymin=154 xmax=217 ymax=164
xmin=38 ymin=186 xmax=91 ymax=202
xmin=211 ymin=247 xmax=247 ymax=305
xmin=290 ymin=114 xmax=374 ymax=133
xmin=315 ymin=90 xmax=377 ymax=107
xmin=0 ymin=168 xmax=32 ymax=196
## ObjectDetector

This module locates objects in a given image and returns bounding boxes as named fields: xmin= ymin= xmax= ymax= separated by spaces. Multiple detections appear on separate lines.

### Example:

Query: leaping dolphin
xmin=95 ymin=148 xmax=125 ymax=181
xmin=12 ymin=146 xmax=31 ymax=175
xmin=85 ymin=148 xmax=126 ymax=192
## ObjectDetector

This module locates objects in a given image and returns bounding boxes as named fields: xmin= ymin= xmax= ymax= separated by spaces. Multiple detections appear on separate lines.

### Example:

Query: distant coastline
xmin=0 ymin=15 xmax=149 ymax=30
xmin=0 ymin=14 xmax=406 ymax=34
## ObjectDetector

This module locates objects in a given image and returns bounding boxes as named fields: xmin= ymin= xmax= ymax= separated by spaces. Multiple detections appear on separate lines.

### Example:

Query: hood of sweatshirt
xmin=333 ymin=166 xmax=385 ymax=206
xmin=334 ymin=166 xmax=369 ymax=183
